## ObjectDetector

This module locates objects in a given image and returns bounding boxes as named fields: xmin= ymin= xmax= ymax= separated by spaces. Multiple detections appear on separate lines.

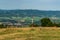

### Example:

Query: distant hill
xmin=0 ymin=9 xmax=60 ymax=17
xmin=0 ymin=9 xmax=60 ymax=23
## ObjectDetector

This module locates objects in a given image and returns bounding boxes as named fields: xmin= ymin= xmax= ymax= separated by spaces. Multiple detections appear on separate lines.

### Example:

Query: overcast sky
xmin=0 ymin=0 xmax=60 ymax=10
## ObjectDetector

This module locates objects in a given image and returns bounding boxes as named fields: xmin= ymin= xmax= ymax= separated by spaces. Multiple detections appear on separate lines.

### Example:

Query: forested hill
xmin=0 ymin=9 xmax=60 ymax=17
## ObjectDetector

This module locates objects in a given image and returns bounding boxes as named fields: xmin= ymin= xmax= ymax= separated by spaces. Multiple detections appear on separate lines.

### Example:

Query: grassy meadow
xmin=0 ymin=27 xmax=60 ymax=40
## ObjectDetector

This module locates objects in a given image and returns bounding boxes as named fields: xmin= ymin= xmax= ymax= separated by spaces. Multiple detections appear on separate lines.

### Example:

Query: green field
xmin=0 ymin=27 xmax=60 ymax=40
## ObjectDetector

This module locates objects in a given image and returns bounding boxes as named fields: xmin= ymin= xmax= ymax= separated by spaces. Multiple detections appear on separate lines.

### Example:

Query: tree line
xmin=0 ymin=17 xmax=60 ymax=28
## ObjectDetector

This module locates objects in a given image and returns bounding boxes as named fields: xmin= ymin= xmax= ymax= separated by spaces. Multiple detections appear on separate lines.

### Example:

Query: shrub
xmin=41 ymin=18 xmax=54 ymax=27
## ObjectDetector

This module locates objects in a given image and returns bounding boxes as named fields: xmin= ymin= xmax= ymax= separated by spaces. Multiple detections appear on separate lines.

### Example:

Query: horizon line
xmin=0 ymin=9 xmax=60 ymax=11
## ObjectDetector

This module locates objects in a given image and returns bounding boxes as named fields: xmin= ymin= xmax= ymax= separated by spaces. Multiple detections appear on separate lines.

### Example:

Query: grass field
xmin=0 ymin=27 xmax=60 ymax=40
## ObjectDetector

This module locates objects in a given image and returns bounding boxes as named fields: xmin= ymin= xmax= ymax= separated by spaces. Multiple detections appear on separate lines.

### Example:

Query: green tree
xmin=41 ymin=18 xmax=53 ymax=27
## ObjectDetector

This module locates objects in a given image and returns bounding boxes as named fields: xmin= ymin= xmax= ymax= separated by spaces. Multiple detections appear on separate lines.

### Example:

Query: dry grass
xmin=0 ymin=27 xmax=60 ymax=40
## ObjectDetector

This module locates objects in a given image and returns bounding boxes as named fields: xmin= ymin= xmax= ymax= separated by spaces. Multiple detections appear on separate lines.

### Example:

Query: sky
xmin=0 ymin=0 xmax=60 ymax=10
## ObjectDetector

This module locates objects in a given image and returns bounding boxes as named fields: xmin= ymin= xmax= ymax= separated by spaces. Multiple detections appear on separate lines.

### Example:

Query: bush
xmin=55 ymin=23 xmax=60 ymax=27
xmin=0 ymin=24 xmax=7 ymax=28
xmin=41 ymin=18 xmax=54 ymax=27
